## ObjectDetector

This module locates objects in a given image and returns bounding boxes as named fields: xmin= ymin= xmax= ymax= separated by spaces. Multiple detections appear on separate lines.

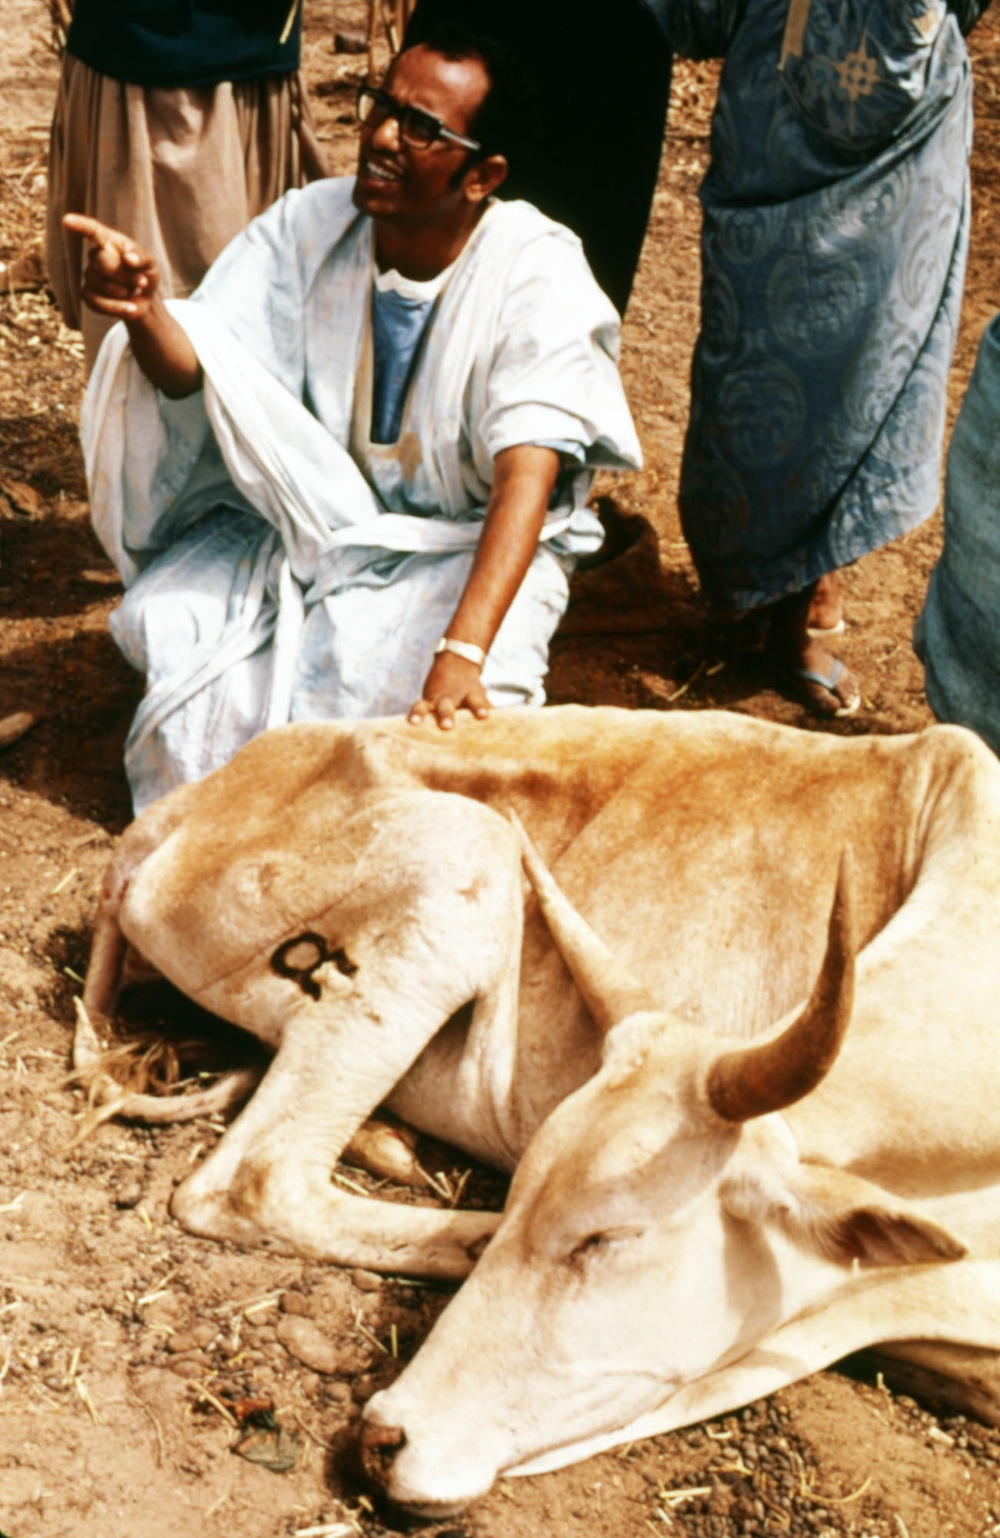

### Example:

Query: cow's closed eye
xmin=566 ymin=1227 xmax=644 ymax=1268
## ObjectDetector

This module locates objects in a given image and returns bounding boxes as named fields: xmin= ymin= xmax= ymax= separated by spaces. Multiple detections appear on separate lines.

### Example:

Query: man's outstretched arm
xmin=62 ymin=213 xmax=202 ymax=398
xmin=408 ymin=443 xmax=561 ymax=731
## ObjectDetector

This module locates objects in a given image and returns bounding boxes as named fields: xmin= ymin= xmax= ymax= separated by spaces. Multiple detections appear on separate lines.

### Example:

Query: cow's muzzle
xmin=358 ymin=1417 xmax=407 ymax=1491
xmin=357 ymin=1405 xmax=494 ymax=1515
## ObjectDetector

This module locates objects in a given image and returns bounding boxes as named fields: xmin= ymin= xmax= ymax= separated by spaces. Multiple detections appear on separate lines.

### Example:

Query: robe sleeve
xmin=476 ymin=227 xmax=642 ymax=473
xmin=188 ymin=178 xmax=363 ymax=398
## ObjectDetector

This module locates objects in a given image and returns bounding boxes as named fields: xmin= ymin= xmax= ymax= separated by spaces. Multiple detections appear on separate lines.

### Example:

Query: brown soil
xmin=2 ymin=4 xmax=1000 ymax=1537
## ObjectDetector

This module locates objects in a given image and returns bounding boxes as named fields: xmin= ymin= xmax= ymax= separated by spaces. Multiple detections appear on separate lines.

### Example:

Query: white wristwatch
xmin=435 ymin=637 xmax=487 ymax=669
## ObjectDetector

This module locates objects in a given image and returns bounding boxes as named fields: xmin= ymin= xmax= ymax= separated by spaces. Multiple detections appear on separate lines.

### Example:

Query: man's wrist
xmin=435 ymin=636 xmax=487 ymax=669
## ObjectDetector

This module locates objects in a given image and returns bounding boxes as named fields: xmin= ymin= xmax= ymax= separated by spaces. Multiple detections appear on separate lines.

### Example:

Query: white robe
xmin=83 ymin=179 xmax=642 ymax=810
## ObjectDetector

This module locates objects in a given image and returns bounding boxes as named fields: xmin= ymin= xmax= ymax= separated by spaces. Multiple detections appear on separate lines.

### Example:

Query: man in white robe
xmin=69 ymin=28 xmax=641 ymax=811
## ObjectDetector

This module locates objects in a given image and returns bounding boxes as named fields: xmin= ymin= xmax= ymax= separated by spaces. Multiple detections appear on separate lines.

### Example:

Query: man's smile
xmin=359 ymin=155 xmax=405 ymax=185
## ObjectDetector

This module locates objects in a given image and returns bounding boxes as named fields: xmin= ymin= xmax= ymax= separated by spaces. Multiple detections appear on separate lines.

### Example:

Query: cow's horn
xmin=508 ymin=810 xmax=658 ymax=1034
xmin=707 ymin=847 xmax=857 ymax=1122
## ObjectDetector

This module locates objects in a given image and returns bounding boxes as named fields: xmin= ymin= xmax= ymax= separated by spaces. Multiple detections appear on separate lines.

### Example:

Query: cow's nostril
xmin=358 ymin=1419 xmax=407 ymax=1488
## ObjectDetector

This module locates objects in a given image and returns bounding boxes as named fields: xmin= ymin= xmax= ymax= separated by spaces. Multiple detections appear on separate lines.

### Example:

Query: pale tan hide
xmin=83 ymin=706 xmax=1000 ymax=1511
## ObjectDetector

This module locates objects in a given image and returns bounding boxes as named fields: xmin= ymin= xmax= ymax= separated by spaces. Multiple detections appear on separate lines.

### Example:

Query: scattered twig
xmin=661 ymin=658 xmax=708 ymax=703
xmin=205 ymin=1486 xmax=233 ymax=1519
xmin=74 ymin=1377 xmax=102 ymax=1425
xmin=658 ymin=1485 xmax=712 ymax=1507
xmin=136 ymin=1267 xmax=178 ymax=1307
xmin=292 ymin=1411 xmax=336 ymax=1453
xmin=49 ymin=866 xmax=80 ymax=895
xmin=821 ymin=1474 xmax=873 ymax=1506
xmin=188 ymin=1380 xmax=238 ymax=1426
xmin=243 ymin=1292 xmax=283 ymax=1317
xmin=352 ymin=1311 xmax=388 ymax=1354
xmin=449 ymin=1167 xmax=472 ymax=1206
xmin=128 ymin=1386 xmax=167 ymax=1466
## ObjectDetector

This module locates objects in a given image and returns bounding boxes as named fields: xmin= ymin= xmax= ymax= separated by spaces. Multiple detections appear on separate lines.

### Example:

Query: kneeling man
xmin=71 ymin=27 xmax=640 ymax=811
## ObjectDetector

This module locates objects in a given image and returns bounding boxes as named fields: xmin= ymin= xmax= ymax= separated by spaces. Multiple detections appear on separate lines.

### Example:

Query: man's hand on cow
xmin=409 ymin=652 xmax=491 ymax=731
xmin=406 ymin=446 xmax=559 ymax=733
xmin=63 ymin=213 xmax=160 ymax=319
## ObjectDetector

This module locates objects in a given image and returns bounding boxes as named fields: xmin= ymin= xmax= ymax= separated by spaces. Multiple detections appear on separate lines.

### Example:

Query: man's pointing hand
xmin=63 ymin=213 xmax=160 ymax=319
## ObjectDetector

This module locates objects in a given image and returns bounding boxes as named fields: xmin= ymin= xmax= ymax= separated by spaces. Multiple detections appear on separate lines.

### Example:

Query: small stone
xmin=142 ymin=1296 xmax=184 ymax=1334
xmin=167 ymin=1356 xmax=207 ymax=1378
xmin=325 ymin=1380 xmax=353 ymax=1411
xmin=0 ymin=712 xmax=36 ymax=749
xmin=276 ymin=1315 xmax=339 ymax=1375
xmin=334 ymin=1343 xmax=370 ymax=1376
xmin=167 ymin=1323 xmax=215 ymax=1354
xmin=280 ymin=1291 xmax=312 ymax=1317
xmin=114 ymin=1177 xmax=145 ymax=1210
xmin=334 ymin=29 xmax=367 ymax=52
xmin=351 ymin=1269 xmax=382 ymax=1293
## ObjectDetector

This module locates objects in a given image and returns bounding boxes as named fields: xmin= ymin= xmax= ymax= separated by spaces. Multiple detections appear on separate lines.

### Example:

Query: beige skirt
xmin=47 ymin=53 xmax=329 ymax=369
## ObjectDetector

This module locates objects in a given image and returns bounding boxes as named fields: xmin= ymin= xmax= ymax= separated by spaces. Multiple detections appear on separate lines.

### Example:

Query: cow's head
xmin=359 ymin=835 xmax=967 ymax=1514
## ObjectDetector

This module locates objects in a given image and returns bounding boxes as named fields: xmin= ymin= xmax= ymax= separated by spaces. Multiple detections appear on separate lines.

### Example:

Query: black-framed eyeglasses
xmin=356 ymin=85 xmax=482 ymax=154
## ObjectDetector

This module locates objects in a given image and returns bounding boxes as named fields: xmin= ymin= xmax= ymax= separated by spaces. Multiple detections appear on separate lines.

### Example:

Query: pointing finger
xmin=62 ymin=211 xmax=119 ymax=246
xmin=64 ymin=212 xmax=148 ymax=268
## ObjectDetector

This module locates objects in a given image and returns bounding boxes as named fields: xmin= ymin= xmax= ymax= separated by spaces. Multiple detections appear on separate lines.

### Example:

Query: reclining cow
xmin=81 ymin=706 xmax=1000 ymax=1512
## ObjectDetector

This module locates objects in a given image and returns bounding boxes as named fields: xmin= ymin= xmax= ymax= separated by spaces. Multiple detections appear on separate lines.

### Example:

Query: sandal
xmin=783 ymin=658 xmax=860 ymax=718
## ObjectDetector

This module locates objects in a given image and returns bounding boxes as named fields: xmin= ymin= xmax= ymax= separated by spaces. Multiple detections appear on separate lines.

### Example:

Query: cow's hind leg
xmin=170 ymin=796 xmax=524 ymax=1278
xmin=83 ymin=783 xmax=201 ymax=1021
xmin=864 ymin=1341 xmax=1000 ymax=1427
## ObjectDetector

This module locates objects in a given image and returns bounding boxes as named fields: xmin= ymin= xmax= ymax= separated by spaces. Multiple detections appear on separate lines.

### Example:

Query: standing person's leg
xmin=765 ymin=577 xmax=860 ymax=719
xmin=47 ymin=57 xmax=328 ymax=371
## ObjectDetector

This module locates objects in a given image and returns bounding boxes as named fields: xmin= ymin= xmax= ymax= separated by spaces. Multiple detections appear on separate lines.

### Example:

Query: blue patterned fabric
xmin=915 ymin=311 xmax=1000 ymax=754
xmin=644 ymin=0 xmax=985 ymax=611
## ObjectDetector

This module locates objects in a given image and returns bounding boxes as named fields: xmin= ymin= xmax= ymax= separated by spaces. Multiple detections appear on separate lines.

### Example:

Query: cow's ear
xmin=722 ymin=1161 xmax=968 ymax=1269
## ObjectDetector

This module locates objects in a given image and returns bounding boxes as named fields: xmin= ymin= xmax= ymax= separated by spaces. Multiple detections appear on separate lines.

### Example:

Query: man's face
xmin=353 ymin=45 xmax=491 ymax=229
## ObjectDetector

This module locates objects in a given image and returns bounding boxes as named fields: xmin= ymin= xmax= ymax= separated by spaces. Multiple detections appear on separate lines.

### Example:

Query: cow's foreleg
xmin=170 ymin=796 xmax=524 ymax=1277
xmin=172 ymin=1003 xmax=500 ymax=1275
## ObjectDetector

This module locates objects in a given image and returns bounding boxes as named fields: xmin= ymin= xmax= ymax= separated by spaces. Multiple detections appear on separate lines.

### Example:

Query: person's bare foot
xmin=766 ymin=582 xmax=860 ymax=718
xmin=805 ymin=571 xmax=845 ymax=637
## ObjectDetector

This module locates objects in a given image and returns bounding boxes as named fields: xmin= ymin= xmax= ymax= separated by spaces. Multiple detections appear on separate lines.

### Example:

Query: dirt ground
xmin=2 ymin=3 xmax=1000 ymax=1536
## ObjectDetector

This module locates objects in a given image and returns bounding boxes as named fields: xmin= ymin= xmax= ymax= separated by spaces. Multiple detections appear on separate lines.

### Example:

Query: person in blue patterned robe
xmin=915 ymin=311 xmax=1000 ymax=753
xmin=644 ymin=0 xmax=989 ymax=714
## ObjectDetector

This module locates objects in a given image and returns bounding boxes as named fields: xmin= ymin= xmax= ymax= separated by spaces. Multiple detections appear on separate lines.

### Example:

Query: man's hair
xmin=399 ymin=22 xmax=539 ymax=171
